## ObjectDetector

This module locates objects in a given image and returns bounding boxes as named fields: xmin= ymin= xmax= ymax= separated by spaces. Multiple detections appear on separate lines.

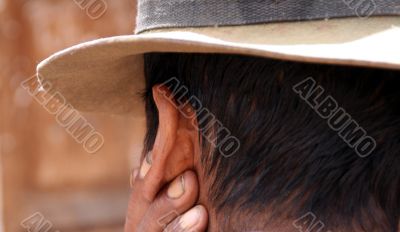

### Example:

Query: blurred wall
xmin=0 ymin=0 xmax=144 ymax=231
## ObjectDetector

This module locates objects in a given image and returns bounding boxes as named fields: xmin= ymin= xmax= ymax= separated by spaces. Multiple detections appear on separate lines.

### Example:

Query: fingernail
xmin=179 ymin=206 xmax=200 ymax=229
xmin=139 ymin=152 xmax=152 ymax=179
xmin=167 ymin=175 xmax=185 ymax=199
xmin=145 ymin=151 xmax=152 ymax=164
xmin=130 ymin=168 xmax=139 ymax=188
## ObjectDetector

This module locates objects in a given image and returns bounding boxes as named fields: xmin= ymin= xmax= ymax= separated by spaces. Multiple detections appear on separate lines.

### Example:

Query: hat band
xmin=136 ymin=0 xmax=400 ymax=33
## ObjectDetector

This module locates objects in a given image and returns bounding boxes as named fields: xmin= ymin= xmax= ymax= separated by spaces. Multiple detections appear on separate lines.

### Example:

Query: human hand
xmin=125 ymin=157 xmax=208 ymax=232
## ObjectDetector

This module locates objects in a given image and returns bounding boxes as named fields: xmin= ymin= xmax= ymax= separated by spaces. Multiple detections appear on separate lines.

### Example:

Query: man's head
xmin=140 ymin=53 xmax=400 ymax=231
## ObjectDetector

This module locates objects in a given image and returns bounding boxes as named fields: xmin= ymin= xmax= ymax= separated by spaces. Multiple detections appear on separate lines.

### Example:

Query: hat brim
xmin=37 ymin=16 xmax=400 ymax=117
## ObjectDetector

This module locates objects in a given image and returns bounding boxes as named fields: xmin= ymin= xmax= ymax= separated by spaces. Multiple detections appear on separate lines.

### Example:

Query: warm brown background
xmin=0 ymin=0 xmax=145 ymax=231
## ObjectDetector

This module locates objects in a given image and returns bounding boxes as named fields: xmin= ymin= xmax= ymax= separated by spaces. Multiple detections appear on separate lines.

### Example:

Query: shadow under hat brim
xmin=37 ymin=16 xmax=400 ymax=117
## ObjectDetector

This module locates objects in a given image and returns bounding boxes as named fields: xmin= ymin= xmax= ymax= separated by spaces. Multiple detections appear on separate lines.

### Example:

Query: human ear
xmin=140 ymin=84 xmax=198 ymax=201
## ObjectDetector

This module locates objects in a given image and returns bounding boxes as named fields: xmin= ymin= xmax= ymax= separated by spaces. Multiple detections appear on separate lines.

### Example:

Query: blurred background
xmin=0 ymin=0 xmax=145 ymax=231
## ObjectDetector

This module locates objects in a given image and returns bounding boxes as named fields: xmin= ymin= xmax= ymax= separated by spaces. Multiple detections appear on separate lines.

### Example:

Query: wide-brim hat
xmin=37 ymin=0 xmax=400 ymax=117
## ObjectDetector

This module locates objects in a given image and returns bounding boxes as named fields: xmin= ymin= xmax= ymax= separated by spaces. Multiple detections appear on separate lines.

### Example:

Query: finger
xmin=130 ymin=168 xmax=139 ymax=189
xmin=137 ymin=170 xmax=199 ymax=232
xmin=125 ymin=153 xmax=154 ymax=231
xmin=164 ymin=205 xmax=208 ymax=232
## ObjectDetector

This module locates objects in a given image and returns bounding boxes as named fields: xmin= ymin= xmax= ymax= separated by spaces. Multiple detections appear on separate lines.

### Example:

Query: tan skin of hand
xmin=124 ymin=85 xmax=209 ymax=232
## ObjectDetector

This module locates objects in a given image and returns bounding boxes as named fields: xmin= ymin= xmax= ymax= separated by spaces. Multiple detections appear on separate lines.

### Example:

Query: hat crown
xmin=136 ymin=0 xmax=400 ymax=33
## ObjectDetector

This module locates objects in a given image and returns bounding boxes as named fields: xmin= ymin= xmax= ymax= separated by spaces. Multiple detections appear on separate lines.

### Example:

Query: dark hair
xmin=142 ymin=53 xmax=400 ymax=232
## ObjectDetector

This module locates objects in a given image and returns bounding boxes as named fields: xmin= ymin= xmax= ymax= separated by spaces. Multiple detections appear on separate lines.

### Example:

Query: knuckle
xmin=158 ymin=210 xmax=180 ymax=230
xmin=164 ymin=217 xmax=182 ymax=232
